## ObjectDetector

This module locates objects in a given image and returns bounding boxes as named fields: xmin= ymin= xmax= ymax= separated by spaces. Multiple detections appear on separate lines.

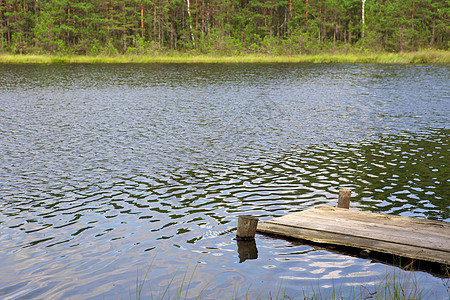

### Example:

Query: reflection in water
xmin=0 ymin=63 xmax=448 ymax=299
xmin=237 ymin=240 xmax=258 ymax=263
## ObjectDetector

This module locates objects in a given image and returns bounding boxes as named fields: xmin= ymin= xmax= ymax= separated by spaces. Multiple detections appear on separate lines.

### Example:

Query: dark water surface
xmin=0 ymin=63 xmax=449 ymax=299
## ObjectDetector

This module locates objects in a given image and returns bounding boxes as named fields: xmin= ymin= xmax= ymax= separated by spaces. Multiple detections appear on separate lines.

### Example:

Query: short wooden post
xmin=338 ymin=189 xmax=351 ymax=209
xmin=236 ymin=215 xmax=259 ymax=240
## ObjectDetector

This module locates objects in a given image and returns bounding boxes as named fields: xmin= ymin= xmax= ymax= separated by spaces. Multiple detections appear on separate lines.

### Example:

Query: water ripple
xmin=0 ymin=64 xmax=448 ymax=299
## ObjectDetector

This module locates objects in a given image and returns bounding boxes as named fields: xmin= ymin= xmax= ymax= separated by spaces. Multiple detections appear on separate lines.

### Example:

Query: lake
xmin=0 ymin=63 xmax=449 ymax=299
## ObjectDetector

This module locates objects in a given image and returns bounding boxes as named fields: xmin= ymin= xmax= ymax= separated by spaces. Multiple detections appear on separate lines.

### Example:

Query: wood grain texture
xmin=257 ymin=206 xmax=450 ymax=265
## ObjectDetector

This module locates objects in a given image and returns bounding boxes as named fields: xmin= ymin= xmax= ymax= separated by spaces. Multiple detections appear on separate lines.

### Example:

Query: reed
xmin=133 ymin=262 xmax=448 ymax=300
xmin=306 ymin=269 xmax=429 ymax=300
xmin=1 ymin=50 xmax=449 ymax=64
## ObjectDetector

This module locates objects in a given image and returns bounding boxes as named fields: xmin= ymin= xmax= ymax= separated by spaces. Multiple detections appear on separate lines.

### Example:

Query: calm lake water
xmin=0 ymin=63 xmax=449 ymax=299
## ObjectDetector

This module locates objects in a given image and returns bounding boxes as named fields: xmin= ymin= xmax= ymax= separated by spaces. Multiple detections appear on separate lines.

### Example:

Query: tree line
xmin=0 ymin=0 xmax=448 ymax=55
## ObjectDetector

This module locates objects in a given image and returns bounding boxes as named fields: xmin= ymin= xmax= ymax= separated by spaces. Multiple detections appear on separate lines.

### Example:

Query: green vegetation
xmin=133 ymin=262 xmax=450 ymax=299
xmin=1 ymin=49 xmax=449 ymax=64
xmin=0 ymin=0 xmax=448 ymax=57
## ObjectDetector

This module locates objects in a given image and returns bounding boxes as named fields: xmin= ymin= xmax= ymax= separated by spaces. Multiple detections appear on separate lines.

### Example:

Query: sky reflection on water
xmin=0 ymin=63 xmax=449 ymax=299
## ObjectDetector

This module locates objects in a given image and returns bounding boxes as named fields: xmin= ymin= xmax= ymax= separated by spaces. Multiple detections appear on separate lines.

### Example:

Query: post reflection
xmin=237 ymin=239 xmax=258 ymax=263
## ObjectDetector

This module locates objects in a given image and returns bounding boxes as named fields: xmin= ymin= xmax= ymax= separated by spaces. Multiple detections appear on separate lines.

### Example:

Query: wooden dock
xmin=256 ymin=205 xmax=450 ymax=265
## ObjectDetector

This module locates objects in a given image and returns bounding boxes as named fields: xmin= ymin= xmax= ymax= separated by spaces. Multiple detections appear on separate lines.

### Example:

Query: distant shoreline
xmin=1 ymin=50 xmax=449 ymax=64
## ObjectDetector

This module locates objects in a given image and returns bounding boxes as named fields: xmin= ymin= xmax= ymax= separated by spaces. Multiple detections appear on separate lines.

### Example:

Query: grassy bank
xmin=0 ymin=50 xmax=449 ymax=64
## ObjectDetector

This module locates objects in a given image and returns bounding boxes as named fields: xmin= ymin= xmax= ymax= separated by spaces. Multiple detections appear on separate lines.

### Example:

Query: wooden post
xmin=338 ymin=189 xmax=351 ymax=209
xmin=236 ymin=215 xmax=259 ymax=240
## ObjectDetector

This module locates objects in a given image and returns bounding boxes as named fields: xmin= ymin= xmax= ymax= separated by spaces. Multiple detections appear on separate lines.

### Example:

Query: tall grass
xmin=306 ymin=269 xmax=430 ymax=300
xmin=134 ymin=262 xmax=221 ymax=300
xmin=132 ymin=262 xmax=449 ymax=300
xmin=0 ymin=50 xmax=449 ymax=64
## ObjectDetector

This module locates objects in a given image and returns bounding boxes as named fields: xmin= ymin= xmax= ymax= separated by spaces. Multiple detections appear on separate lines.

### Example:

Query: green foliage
xmin=0 ymin=0 xmax=447 ymax=55
xmin=1 ymin=50 xmax=449 ymax=64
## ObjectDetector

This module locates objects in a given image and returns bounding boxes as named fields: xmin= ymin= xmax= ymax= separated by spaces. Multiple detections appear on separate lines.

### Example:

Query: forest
xmin=0 ymin=0 xmax=448 ymax=55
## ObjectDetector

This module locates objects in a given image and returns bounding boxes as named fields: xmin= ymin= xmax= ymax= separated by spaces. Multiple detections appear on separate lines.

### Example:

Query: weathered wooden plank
xmin=257 ymin=222 xmax=450 ymax=265
xmin=267 ymin=213 xmax=449 ymax=252
xmin=266 ymin=206 xmax=450 ymax=240
xmin=256 ymin=206 xmax=450 ymax=265
xmin=302 ymin=206 xmax=450 ymax=233
xmin=292 ymin=211 xmax=449 ymax=239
